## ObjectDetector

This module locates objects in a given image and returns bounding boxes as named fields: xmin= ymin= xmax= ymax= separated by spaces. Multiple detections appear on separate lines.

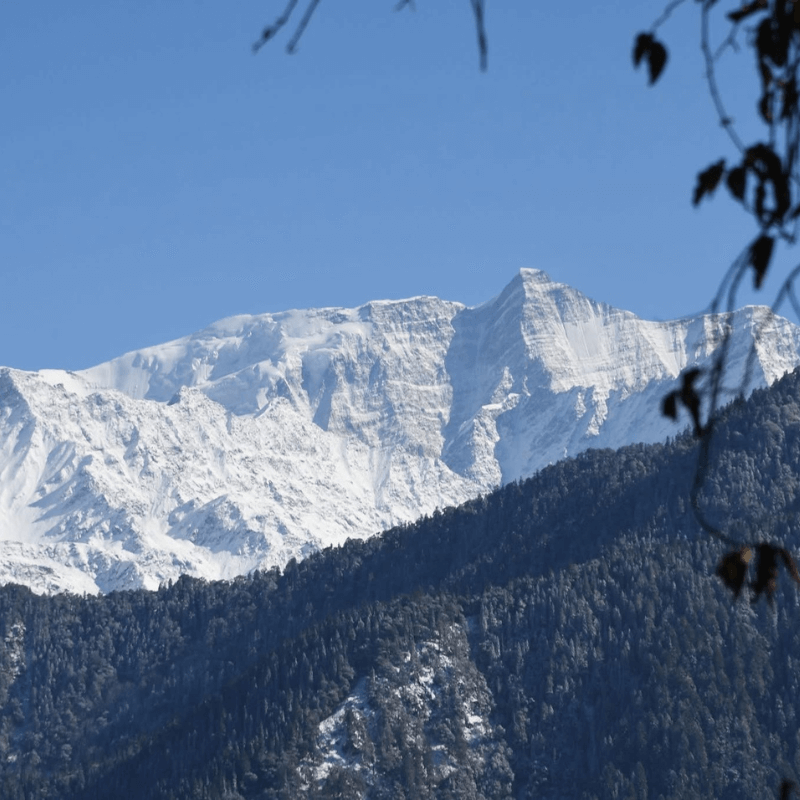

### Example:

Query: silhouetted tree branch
xmin=635 ymin=2 xmax=800 ymax=558
xmin=253 ymin=0 xmax=488 ymax=68
xmin=635 ymin=2 xmax=800 ymax=794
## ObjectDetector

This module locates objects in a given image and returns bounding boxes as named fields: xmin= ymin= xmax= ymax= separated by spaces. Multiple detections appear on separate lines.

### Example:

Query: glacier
xmin=1 ymin=268 xmax=798 ymax=594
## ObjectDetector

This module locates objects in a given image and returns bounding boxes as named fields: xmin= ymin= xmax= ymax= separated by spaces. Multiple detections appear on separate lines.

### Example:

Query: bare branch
xmin=713 ymin=22 xmax=742 ymax=61
xmin=470 ymin=0 xmax=488 ymax=72
xmin=286 ymin=0 xmax=323 ymax=53
xmin=701 ymin=2 xmax=746 ymax=153
xmin=771 ymin=263 xmax=800 ymax=320
xmin=253 ymin=0 xmax=301 ymax=53
xmin=651 ymin=0 xmax=691 ymax=32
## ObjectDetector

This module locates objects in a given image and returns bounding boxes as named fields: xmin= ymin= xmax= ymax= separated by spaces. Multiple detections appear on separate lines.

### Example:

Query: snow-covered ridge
xmin=1 ymin=269 xmax=798 ymax=594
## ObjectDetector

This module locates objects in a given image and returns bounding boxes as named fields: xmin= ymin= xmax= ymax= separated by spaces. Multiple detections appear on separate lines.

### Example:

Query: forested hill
xmin=3 ymin=370 xmax=800 ymax=799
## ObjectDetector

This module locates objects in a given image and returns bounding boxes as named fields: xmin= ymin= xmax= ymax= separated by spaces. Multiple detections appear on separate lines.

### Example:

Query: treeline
xmin=2 ymin=370 xmax=800 ymax=798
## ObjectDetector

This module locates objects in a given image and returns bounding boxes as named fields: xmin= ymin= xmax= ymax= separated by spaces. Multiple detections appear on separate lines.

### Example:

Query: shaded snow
xmin=1 ymin=270 xmax=799 ymax=593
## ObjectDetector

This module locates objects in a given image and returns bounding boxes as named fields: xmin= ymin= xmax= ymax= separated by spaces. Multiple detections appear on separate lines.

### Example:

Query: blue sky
xmin=2 ymin=0 xmax=781 ymax=370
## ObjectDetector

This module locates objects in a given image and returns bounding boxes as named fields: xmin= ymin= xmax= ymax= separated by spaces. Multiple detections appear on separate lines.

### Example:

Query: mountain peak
xmin=494 ymin=268 xmax=559 ymax=302
xmin=493 ymin=269 xmax=618 ymax=328
xmin=2 ymin=273 xmax=800 ymax=594
xmin=517 ymin=267 xmax=554 ymax=285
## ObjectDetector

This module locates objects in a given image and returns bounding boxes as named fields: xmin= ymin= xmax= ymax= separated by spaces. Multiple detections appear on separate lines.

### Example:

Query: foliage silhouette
xmin=637 ymin=6 xmax=800 ymax=793
xmin=633 ymin=2 xmax=800 ymax=618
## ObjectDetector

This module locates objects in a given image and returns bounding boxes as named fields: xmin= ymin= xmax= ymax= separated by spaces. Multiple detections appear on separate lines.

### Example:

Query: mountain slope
xmin=1 ymin=269 xmax=799 ymax=593
xmin=3 ymin=369 xmax=800 ymax=798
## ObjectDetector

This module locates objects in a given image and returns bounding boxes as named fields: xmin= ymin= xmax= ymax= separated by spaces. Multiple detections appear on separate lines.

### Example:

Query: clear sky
xmin=2 ymin=0 xmax=784 ymax=371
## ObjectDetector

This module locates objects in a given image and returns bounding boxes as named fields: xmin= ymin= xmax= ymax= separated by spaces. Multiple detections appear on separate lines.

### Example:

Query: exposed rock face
xmin=1 ymin=269 xmax=798 ymax=594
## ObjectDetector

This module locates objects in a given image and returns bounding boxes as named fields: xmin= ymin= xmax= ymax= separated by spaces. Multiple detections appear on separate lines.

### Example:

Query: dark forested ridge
xmin=3 ymin=371 xmax=800 ymax=798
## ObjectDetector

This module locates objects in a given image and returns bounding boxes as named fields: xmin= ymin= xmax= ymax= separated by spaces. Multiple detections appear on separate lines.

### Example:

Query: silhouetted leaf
xmin=717 ymin=547 xmax=753 ymax=598
xmin=749 ymin=234 xmax=775 ymax=288
xmin=746 ymin=143 xmax=790 ymax=221
xmin=759 ymin=59 xmax=773 ymax=90
xmin=727 ymin=166 xmax=747 ymax=201
xmin=679 ymin=367 xmax=703 ymax=436
xmin=778 ymin=548 xmax=800 ymax=585
xmin=747 ymin=142 xmax=783 ymax=175
xmin=747 ymin=543 xmax=800 ymax=604
xmin=662 ymin=391 xmax=678 ymax=420
xmin=682 ymin=367 xmax=701 ymax=389
xmin=776 ymin=179 xmax=791 ymax=221
xmin=781 ymin=77 xmax=798 ymax=120
xmin=647 ymin=39 xmax=668 ymax=84
xmin=633 ymin=33 xmax=667 ymax=85
xmin=752 ymin=543 xmax=780 ymax=603
xmin=757 ymin=16 xmax=789 ymax=66
xmin=727 ymin=0 xmax=767 ymax=23
xmin=755 ymin=181 xmax=768 ymax=222
xmin=633 ymin=32 xmax=653 ymax=68
xmin=780 ymin=779 xmax=797 ymax=800
xmin=693 ymin=159 xmax=726 ymax=206
xmin=759 ymin=91 xmax=773 ymax=123
xmin=662 ymin=370 xmax=705 ymax=433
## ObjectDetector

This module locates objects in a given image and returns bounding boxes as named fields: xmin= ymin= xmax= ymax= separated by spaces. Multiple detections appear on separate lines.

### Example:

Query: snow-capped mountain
xmin=1 ymin=269 xmax=798 ymax=594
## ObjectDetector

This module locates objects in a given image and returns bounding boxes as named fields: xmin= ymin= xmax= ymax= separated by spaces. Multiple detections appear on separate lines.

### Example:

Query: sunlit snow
xmin=1 ymin=270 xmax=798 ymax=594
